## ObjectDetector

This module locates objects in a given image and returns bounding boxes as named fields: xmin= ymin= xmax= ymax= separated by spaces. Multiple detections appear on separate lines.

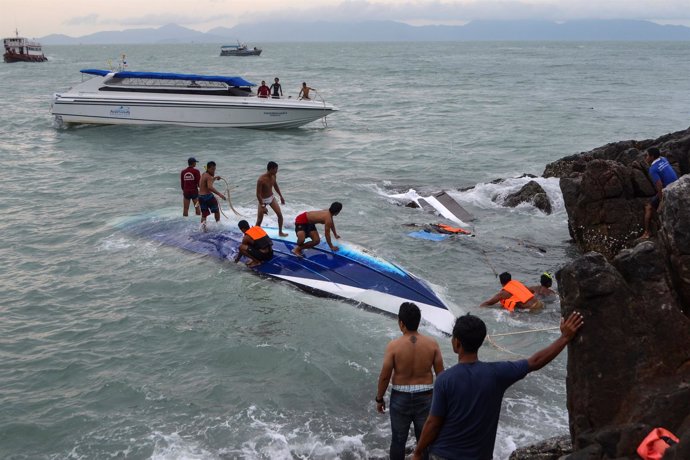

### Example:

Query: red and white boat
xmin=3 ymin=29 xmax=47 ymax=63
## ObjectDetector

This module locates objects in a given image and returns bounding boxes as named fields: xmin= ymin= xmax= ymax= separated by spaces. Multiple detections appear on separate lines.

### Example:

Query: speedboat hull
xmin=51 ymin=70 xmax=337 ymax=129
xmin=124 ymin=218 xmax=456 ymax=334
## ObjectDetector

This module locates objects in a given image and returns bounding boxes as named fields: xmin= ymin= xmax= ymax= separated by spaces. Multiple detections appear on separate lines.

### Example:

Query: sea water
xmin=1 ymin=42 xmax=690 ymax=459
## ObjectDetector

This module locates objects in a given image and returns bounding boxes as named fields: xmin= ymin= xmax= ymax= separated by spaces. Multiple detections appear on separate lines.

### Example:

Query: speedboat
xmin=3 ymin=29 xmax=47 ymax=63
xmin=51 ymin=69 xmax=337 ymax=129
xmin=123 ymin=217 xmax=456 ymax=334
xmin=220 ymin=42 xmax=262 ymax=56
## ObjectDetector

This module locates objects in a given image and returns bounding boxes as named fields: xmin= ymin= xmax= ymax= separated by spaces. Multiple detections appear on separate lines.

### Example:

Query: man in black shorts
xmin=235 ymin=220 xmax=274 ymax=268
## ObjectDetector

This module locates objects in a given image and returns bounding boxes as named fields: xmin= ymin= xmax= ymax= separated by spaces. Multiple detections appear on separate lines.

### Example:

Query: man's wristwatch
xmin=375 ymin=396 xmax=384 ymax=403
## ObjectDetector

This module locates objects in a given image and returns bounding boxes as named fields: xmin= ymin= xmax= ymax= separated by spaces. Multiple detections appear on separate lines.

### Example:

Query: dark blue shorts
xmin=295 ymin=223 xmax=317 ymax=236
xmin=649 ymin=195 xmax=660 ymax=209
xmin=184 ymin=192 xmax=199 ymax=200
xmin=199 ymin=194 xmax=219 ymax=217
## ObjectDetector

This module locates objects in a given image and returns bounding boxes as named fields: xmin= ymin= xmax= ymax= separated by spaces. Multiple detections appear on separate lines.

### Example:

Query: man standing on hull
xmin=292 ymin=202 xmax=342 ymax=256
xmin=376 ymin=302 xmax=445 ymax=460
xmin=412 ymin=311 xmax=584 ymax=460
xmin=256 ymin=161 xmax=288 ymax=237
xmin=180 ymin=157 xmax=201 ymax=216
xmin=198 ymin=161 xmax=226 ymax=231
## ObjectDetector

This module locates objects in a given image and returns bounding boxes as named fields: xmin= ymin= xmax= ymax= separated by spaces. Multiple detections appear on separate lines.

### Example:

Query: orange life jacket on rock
xmin=500 ymin=280 xmax=534 ymax=312
xmin=637 ymin=427 xmax=679 ymax=460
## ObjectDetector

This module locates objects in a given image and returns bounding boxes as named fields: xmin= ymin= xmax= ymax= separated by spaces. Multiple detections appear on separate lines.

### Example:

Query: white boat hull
xmin=51 ymin=72 xmax=337 ymax=129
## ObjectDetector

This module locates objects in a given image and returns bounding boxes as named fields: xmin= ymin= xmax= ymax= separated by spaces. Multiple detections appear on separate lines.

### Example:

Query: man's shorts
xmin=649 ymin=195 xmax=661 ymax=210
xmin=199 ymin=194 xmax=219 ymax=217
xmin=295 ymin=223 xmax=317 ymax=236
xmin=248 ymin=246 xmax=273 ymax=262
xmin=184 ymin=192 xmax=199 ymax=200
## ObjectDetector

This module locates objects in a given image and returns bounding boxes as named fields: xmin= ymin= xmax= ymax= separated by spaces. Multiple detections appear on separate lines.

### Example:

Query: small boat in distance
xmin=3 ymin=29 xmax=47 ymax=63
xmin=51 ymin=69 xmax=337 ymax=129
xmin=220 ymin=42 xmax=262 ymax=56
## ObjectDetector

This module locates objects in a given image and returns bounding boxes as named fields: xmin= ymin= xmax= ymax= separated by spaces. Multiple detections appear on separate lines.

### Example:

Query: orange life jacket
xmin=246 ymin=226 xmax=271 ymax=249
xmin=637 ymin=427 xmax=679 ymax=460
xmin=500 ymin=280 xmax=534 ymax=312
xmin=433 ymin=223 xmax=471 ymax=235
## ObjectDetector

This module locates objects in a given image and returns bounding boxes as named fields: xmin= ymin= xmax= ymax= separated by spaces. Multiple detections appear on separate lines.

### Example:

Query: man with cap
xmin=181 ymin=157 xmax=201 ymax=216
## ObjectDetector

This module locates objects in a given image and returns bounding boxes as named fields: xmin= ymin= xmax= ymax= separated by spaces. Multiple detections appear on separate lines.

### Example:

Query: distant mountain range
xmin=39 ymin=20 xmax=690 ymax=45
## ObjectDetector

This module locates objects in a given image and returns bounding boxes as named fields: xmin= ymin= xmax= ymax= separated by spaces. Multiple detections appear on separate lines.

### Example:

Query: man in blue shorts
xmin=412 ymin=311 xmax=583 ymax=460
xmin=198 ymin=161 xmax=226 ymax=231
xmin=642 ymin=147 xmax=678 ymax=239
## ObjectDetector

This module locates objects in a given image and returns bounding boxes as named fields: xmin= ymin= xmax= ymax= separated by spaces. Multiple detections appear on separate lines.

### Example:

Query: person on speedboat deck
xmin=270 ymin=77 xmax=282 ymax=99
xmin=376 ymin=302 xmax=444 ymax=460
xmin=198 ymin=161 xmax=226 ymax=232
xmin=298 ymin=82 xmax=314 ymax=100
xmin=255 ymin=161 xmax=288 ymax=237
xmin=412 ymin=311 xmax=584 ymax=460
xmin=528 ymin=272 xmax=557 ymax=299
xmin=641 ymin=147 xmax=678 ymax=239
xmin=235 ymin=220 xmax=274 ymax=268
xmin=180 ymin=157 xmax=201 ymax=217
xmin=292 ymin=202 xmax=342 ymax=257
xmin=257 ymin=80 xmax=270 ymax=98
xmin=480 ymin=272 xmax=544 ymax=312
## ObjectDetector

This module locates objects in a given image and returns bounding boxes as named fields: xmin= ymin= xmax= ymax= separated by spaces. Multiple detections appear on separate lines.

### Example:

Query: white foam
xmin=453 ymin=177 xmax=565 ymax=215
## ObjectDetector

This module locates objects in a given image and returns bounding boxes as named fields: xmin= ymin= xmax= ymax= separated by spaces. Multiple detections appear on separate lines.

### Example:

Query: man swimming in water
xmin=529 ymin=272 xmax=557 ymax=298
xmin=292 ymin=202 xmax=342 ymax=257
xmin=198 ymin=161 xmax=226 ymax=231
xmin=255 ymin=161 xmax=288 ymax=237
xmin=480 ymin=272 xmax=544 ymax=312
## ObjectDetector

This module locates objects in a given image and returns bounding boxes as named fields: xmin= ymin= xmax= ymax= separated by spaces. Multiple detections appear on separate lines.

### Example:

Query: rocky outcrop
xmin=551 ymin=176 xmax=690 ymax=459
xmin=512 ymin=129 xmax=690 ymax=460
xmin=501 ymin=180 xmax=553 ymax=214
xmin=547 ymin=127 xmax=689 ymax=259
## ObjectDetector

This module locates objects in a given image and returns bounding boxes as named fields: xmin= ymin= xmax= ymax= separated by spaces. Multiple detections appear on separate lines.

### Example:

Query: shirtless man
xmin=376 ymin=302 xmax=445 ymax=460
xmin=292 ymin=202 xmax=342 ymax=256
xmin=256 ymin=161 xmax=288 ymax=237
xmin=198 ymin=161 xmax=226 ymax=231
xmin=529 ymin=272 xmax=557 ymax=298
xmin=298 ymin=82 xmax=314 ymax=100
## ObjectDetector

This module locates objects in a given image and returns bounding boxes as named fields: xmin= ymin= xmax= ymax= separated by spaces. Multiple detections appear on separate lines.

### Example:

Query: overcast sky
xmin=4 ymin=0 xmax=690 ymax=37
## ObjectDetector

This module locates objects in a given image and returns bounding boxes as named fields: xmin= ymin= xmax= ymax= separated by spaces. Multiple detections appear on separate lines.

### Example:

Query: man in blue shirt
xmin=643 ymin=147 xmax=679 ymax=239
xmin=412 ymin=312 xmax=584 ymax=460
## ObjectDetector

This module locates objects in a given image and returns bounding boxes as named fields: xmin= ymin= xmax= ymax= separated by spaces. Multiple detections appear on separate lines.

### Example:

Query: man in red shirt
xmin=180 ymin=157 xmax=201 ymax=216
xmin=257 ymin=81 xmax=270 ymax=98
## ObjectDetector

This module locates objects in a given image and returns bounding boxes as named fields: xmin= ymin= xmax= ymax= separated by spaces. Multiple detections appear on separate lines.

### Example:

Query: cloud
xmin=239 ymin=0 xmax=690 ymax=24
xmin=111 ymin=13 xmax=232 ymax=27
xmin=63 ymin=14 xmax=100 ymax=26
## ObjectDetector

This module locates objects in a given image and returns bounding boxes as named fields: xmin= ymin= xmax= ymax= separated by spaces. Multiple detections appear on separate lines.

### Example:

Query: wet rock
xmin=509 ymin=434 xmax=572 ymax=459
xmin=501 ymin=180 xmax=553 ymax=214
xmin=405 ymin=201 xmax=420 ymax=208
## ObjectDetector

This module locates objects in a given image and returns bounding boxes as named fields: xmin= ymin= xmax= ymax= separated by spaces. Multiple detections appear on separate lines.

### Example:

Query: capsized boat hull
xmin=123 ymin=218 xmax=456 ymax=334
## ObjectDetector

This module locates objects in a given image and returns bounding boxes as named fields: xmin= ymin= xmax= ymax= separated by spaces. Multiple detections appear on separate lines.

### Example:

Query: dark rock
xmin=502 ymin=180 xmax=553 ymax=214
xmin=556 ymin=249 xmax=690 ymax=459
xmin=509 ymin=434 xmax=572 ymax=460
xmin=405 ymin=201 xmax=420 ymax=208
xmin=658 ymin=176 xmax=690 ymax=315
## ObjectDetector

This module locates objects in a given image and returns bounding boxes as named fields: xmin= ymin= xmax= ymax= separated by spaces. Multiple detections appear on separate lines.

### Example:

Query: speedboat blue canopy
xmin=80 ymin=69 xmax=256 ymax=87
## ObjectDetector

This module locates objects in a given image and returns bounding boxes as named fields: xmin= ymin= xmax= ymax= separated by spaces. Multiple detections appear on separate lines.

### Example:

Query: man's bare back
xmin=387 ymin=333 xmax=443 ymax=385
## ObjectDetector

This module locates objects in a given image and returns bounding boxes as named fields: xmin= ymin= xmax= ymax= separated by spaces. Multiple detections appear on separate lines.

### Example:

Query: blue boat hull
xmin=122 ymin=216 xmax=456 ymax=334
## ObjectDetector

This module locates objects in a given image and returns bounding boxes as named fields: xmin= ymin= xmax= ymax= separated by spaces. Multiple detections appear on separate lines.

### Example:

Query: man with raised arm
xmin=376 ymin=302 xmax=445 ymax=460
xmin=198 ymin=161 xmax=226 ymax=231
xmin=255 ymin=161 xmax=288 ymax=237
xmin=292 ymin=202 xmax=342 ymax=257
xmin=412 ymin=311 xmax=584 ymax=460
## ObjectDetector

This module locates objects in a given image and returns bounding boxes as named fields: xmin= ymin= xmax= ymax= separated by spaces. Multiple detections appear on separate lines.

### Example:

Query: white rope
xmin=218 ymin=178 xmax=244 ymax=218
xmin=486 ymin=326 xmax=560 ymax=358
